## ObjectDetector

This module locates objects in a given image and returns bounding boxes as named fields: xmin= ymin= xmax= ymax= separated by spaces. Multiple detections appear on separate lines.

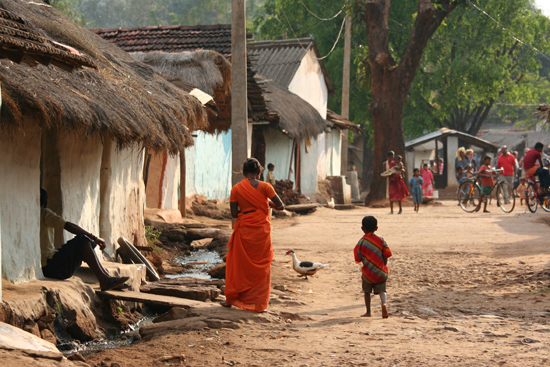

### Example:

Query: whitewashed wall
xmin=287 ymin=48 xmax=333 ymax=194
xmin=325 ymin=129 xmax=342 ymax=176
xmin=264 ymin=127 xmax=295 ymax=184
xmin=161 ymin=155 xmax=179 ymax=210
xmin=0 ymin=124 xmax=42 ymax=283
xmin=185 ymin=131 xmax=232 ymax=200
xmin=301 ymin=136 xmax=320 ymax=194
xmin=101 ymin=143 xmax=147 ymax=258
xmin=57 ymin=133 xmax=102 ymax=246
xmin=288 ymin=49 xmax=328 ymax=119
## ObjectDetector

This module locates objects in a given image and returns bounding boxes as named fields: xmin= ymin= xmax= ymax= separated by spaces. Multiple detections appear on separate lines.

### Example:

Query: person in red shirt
xmin=496 ymin=145 xmax=517 ymax=202
xmin=476 ymin=156 xmax=495 ymax=213
xmin=523 ymin=142 xmax=550 ymax=191
xmin=496 ymin=146 xmax=516 ymax=182
xmin=354 ymin=215 xmax=392 ymax=318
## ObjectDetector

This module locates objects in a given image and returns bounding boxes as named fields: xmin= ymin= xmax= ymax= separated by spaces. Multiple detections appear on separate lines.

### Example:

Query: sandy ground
xmin=86 ymin=200 xmax=550 ymax=367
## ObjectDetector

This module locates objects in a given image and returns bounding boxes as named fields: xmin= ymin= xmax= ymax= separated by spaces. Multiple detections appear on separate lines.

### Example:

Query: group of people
xmin=40 ymin=143 xmax=550 ymax=319
xmin=455 ymin=142 xmax=550 ymax=208
xmin=381 ymin=151 xmax=436 ymax=214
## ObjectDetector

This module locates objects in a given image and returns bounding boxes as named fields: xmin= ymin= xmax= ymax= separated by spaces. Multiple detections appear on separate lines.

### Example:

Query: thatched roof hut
xmin=132 ymin=50 xmax=232 ymax=132
xmin=0 ymin=0 xmax=206 ymax=153
xmin=258 ymin=76 xmax=326 ymax=140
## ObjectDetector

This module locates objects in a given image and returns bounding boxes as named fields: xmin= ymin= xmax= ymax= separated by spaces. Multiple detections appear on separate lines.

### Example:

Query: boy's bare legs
xmin=380 ymin=292 xmax=389 ymax=318
xmin=397 ymin=201 xmax=402 ymax=214
xmin=362 ymin=292 xmax=371 ymax=317
xmin=389 ymin=202 xmax=394 ymax=214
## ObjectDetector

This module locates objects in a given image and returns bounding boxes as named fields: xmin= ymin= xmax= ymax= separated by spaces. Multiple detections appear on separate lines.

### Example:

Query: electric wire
xmin=280 ymin=3 xmax=346 ymax=60
xmin=297 ymin=0 xmax=344 ymax=21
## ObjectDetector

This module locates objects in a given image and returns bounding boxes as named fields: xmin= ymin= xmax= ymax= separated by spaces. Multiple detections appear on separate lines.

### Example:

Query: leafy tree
xmin=50 ymin=0 xmax=87 ymax=26
xmin=412 ymin=0 xmax=550 ymax=137
xmin=72 ymin=0 xmax=265 ymax=29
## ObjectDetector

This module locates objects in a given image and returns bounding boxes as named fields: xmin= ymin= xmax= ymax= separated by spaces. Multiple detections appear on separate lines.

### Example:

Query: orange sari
xmin=225 ymin=179 xmax=275 ymax=312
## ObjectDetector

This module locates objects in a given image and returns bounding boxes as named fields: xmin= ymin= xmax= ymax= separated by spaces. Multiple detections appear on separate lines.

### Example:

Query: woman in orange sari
xmin=222 ymin=158 xmax=285 ymax=312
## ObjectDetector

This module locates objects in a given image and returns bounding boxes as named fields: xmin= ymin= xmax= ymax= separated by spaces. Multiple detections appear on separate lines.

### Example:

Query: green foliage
xmin=407 ymin=0 xmax=550 ymax=136
xmin=74 ymin=0 xmax=265 ymax=29
xmin=254 ymin=0 xmax=373 ymax=139
xmin=50 ymin=0 xmax=87 ymax=26
xmin=145 ymin=226 xmax=162 ymax=254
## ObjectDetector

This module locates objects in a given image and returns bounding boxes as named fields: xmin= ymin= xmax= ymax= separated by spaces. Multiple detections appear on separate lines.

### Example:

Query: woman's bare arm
xmin=269 ymin=195 xmax=285 ymax=211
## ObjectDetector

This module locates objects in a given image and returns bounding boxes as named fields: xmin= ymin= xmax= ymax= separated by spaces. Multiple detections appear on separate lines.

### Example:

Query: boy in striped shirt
xmin=354 ymin=216 xmax=392 ymax=318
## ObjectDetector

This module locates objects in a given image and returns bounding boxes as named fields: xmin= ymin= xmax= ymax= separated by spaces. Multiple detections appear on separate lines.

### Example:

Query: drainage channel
xmin=61 ymin=249 xmax=222 ymax=356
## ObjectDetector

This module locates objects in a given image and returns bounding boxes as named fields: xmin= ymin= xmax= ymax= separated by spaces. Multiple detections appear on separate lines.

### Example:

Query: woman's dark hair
xmin=413 ymin=168 xmax=419 ymax=174
xmin=535 ymin=142 xmax=544 ymax=150
xmin=386 ymin=150 xmax=395 ymax=157
xmin=484 ymin=155 xmax=492 ymax=161
xmin=267 ymin=163 xmax=274 ymax=170
xmin=243 ymin=158 xmax=263 ymax=175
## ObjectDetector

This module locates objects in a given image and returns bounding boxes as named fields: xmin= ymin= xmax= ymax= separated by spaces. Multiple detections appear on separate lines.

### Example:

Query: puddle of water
xmin=60 ymin=316 xmax=154 ymax=356
xmin=168 ymin=249 xmax=222 ymax=279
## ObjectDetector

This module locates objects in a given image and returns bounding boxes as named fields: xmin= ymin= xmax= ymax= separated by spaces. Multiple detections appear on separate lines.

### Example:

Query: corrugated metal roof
xmin=248 ymin=38 xmax=334 ymax=93
xmin=405 ymin=128 xmax=499 ymax=151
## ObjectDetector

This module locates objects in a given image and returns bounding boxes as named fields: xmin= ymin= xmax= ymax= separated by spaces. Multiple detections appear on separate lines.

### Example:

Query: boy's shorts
xmin=480 ymin=185 xmax=492 ymax=195
xmin=362 ymin=278 xmax=386 ymax=294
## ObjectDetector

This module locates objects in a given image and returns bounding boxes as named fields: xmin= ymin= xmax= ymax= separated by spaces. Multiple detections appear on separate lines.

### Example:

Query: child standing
xmin=409 ymin=168 xmax=423 ymax=212
xmin=516 ymin=178 xmax=526 ymax=206
xmin=477 ymin=155 xmax=495 ymax=213
xmin=266 ymin=163 xmax=276 ymax=186
xmin=354 ymin=216 xmax=392 ymax=318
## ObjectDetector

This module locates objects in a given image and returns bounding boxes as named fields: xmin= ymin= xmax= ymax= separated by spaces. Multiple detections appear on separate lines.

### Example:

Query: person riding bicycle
xmin=523 ymin=142 xmax=550 ymax=193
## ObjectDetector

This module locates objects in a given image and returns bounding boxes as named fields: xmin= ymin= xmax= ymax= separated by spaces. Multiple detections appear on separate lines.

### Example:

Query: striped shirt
xmin=354 ymin=232 xmax=392 ymax=284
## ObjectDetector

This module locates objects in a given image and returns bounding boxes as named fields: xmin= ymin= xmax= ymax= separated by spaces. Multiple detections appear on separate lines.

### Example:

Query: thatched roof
xmin=326 ymin=110 xmax=363 ymax=134
xmin=0 ymin=7 xmax=94 ymax=71
xmin=132 ymin=50 xmax=232 ymax=132
xmin=258 ymin=76 xmax=327 ymax=140
xmin=0 ymin=0 xmax=207 ymax=153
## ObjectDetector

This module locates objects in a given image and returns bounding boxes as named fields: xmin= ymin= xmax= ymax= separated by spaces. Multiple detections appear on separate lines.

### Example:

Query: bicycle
xmin=457 ymin=168 xmax=515 ymax=213
xmin=524 ymin=175 xmax=550 ymax=213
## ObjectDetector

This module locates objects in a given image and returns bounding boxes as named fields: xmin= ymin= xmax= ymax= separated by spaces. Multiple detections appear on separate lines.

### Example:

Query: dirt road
xmin=87 ymin=201 xmax=550 ymax=366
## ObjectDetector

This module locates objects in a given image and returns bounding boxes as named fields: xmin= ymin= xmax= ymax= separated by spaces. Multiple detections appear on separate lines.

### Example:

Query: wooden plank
xmin=96 ymin=290 xmax=216 ymax=309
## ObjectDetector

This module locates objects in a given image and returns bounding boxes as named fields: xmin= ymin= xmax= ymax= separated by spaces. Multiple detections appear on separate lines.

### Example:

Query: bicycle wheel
xmin=541 ymin=195 xmax=550 ymax=212
xmin=496 ymin=181 xmax=515 ymax=213
xmin=458 ymin=181 xmax=480 ymax=213
xmin=526 ymin=183 xmax=538 ymax=213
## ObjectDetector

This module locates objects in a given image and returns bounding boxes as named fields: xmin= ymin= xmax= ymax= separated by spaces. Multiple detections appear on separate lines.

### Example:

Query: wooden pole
xmin=340 ymin=14 xmax=351 ymax=175
xmin=231 ymin=0 xmax=248 ymax=186
xmin=179 ymin=150 xmax=186 ymax=218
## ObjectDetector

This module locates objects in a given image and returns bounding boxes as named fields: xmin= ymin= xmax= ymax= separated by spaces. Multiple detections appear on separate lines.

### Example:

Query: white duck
xmin=327 ymin=197 xmax=335 ymax=209
xmin=285 ymin=250 xmax=329 ymax=279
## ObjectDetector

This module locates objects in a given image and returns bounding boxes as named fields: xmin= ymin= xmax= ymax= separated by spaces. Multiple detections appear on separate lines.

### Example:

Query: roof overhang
xmin=405 ymin=128 xmax=499 ymax=151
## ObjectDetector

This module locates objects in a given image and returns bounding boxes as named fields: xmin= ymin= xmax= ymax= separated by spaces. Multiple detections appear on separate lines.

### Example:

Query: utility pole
xmin=340 ymin=14 xmax=351 ymax=175
xmin=231 ymin=0 xmax=248 ymax=186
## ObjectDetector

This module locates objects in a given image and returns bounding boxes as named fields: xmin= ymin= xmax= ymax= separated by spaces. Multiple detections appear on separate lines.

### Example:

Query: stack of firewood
xmin=273 ymin=179 xmax=311 ymax=205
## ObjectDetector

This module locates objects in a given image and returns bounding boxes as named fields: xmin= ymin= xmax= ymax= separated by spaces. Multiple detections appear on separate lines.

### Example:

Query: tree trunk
xmin=362 ymin=0 xmax=458 ymax=204
xmin=366 ymin=70 xmax=407 ymax=203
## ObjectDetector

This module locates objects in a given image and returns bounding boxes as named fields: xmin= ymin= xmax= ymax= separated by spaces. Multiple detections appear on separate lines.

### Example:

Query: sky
xmin=535 ymin=0 xmax=550 ymax=16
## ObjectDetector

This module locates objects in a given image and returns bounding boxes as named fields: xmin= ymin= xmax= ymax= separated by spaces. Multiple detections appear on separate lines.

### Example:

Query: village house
xmin=93 ymin=25 xmax=347 ymax=204
xmin=0 ymin=0 xmax=207 ymax=300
